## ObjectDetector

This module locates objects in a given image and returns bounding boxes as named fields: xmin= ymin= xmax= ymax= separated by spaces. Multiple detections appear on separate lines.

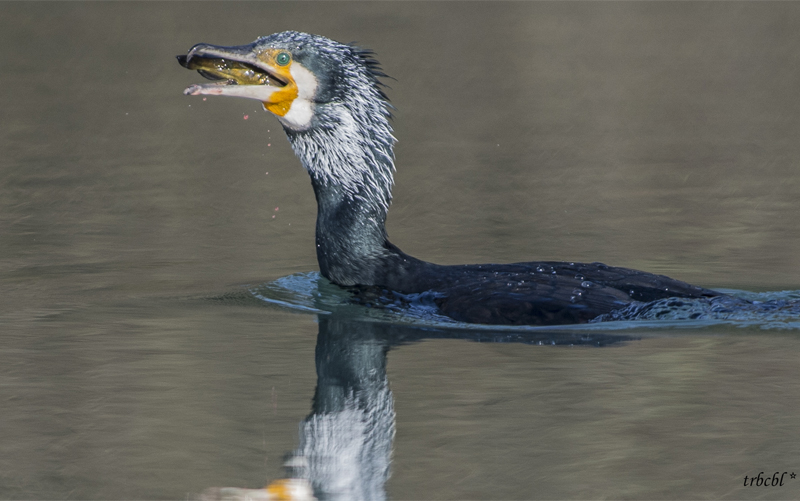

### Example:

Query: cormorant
xmin=178 ymin=31 xmax=720 ymax=326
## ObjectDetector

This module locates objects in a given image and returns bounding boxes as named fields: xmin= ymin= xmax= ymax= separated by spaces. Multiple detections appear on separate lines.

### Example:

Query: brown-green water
xmin=2 ymin=2 xmax=800 ymax=499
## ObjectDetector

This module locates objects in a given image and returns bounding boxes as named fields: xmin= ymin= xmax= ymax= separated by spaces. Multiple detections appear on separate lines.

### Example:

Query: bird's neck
xmin=311 ymin=178 xmax=391 ymax=285
xmin=284 ymin=102 xmax=399 ymax=286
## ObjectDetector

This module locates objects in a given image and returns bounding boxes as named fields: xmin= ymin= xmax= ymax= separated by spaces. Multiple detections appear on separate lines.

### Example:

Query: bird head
xmin=178 ymin=31 xmax=396 ymax=211
xmin=178 ymin=31 xmax=388 ymax=132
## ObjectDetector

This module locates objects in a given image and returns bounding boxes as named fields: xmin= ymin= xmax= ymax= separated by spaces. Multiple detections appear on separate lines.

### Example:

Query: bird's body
xmin=179 ymin=31 xmax=720 ymax=326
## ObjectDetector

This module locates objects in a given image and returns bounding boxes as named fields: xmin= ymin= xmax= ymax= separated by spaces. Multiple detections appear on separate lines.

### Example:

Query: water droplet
xmin=575 ymin=274 xmax=585 ymax=281
xmin=581 ymin=281 xmax=594 ymax=288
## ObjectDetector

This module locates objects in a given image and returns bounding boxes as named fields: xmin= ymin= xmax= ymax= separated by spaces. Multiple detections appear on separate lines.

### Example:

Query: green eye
xmin=276 ymin=52 xmax=290 ymax=66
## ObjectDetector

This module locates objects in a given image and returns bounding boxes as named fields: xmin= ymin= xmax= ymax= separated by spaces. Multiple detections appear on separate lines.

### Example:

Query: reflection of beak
xmin=177 ymin=43 xmax=292 ymax=105
xmin=200 ymin=478 xmax=317 ymax=501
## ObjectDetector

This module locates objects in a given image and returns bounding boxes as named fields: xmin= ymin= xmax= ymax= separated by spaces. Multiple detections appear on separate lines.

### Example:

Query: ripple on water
xmin=248 ymin=273 xmax=800 ymax=332
xmin=593 ymin=291 xmax=800 ymax=329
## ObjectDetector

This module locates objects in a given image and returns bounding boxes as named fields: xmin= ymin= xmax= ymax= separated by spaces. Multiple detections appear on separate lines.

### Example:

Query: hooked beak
xmin=177 ymin=42 xmax=294 ymax=107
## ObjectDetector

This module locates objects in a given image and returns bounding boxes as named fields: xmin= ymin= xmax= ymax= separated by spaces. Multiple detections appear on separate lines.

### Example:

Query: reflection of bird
xmin=178 ymin=31 xmax=720 ymax=325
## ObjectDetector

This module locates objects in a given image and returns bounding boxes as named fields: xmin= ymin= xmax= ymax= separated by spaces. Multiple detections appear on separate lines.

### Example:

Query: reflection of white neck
xmin=295 ymin=320 xmax=395 ymax=501
xmin=298 ymin=383 xmax=394 ymax=501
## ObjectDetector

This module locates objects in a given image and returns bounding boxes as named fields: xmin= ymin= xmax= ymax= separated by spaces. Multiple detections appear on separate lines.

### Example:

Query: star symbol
xmin=791 ymin=472 xmax=796 ymax=479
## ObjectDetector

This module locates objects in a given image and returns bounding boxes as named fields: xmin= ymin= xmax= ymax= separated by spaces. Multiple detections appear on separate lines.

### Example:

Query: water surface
xmin=2 ymin=2 xmax=800 ymax=499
